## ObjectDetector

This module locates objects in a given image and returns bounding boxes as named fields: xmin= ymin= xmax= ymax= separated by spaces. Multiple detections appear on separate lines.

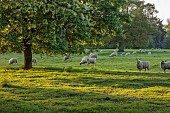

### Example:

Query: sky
xmin=144 ymin=0 xmax=170 ymax=24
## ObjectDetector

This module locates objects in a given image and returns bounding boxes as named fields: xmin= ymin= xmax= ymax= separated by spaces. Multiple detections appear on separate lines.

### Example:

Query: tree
xmin=112 ymin=0 xmax=166 ymax=51
xmin=162 ymin=19 xmax=170 ymax=49
xmin=0 ymin=0 xmax=130 ymax=69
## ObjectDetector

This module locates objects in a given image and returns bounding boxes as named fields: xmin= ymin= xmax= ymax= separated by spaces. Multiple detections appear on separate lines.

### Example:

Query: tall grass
xmin=0 ymin=49 xmax=170 ymax=113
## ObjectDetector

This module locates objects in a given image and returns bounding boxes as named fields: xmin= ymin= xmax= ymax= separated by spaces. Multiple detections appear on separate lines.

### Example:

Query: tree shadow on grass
xmin=1 ymin=85 xmax=169 ymax=113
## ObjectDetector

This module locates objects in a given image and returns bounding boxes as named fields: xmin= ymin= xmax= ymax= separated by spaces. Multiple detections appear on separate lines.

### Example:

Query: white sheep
xmin=64 ymin=55 xmax=71 ymax=61
xmin=121 ymin=52 xmax=126 ymax=56
xmin=89 ymin=53 xmax=98 ymax=59
xmin=9 ymin=58 xmax=18 ymax=65
xmin=160 ymin=60 xmax=170 ymax=73
xmin=109 ymin=52 xmax=117 ymax=57
xmin=125 ymin=52 xmax=130 ymax=56
xmin=87 ymin=58 xmax=97 ymax=68
xmin=80 ymin=56 xmax=89 ymax=65
xmin=139 ymin=49 xmax=145 ymax=53
xmin=136 ymin=58 xmax=150 ymax=73
xmin=87 ymin=58 xmax=96 ymax=64
xmin=132 ymin=51 xmax=137 ymax=54
xmin=32 ymin=58 xmax=37 ymax=65
xmin=148 ymin=52 xmax=151 ymax=55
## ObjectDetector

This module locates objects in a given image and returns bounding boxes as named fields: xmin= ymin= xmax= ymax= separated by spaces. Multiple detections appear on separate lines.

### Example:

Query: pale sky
xmin=144 ymin=0 xmax=170 ymax=24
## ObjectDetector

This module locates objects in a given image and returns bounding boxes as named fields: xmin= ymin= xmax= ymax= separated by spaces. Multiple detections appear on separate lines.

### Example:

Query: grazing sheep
xmin=160 ymin=60 xmax=170 ymax=73
xmin=64 ymin=55 xmax=71 ymax=61
xmin=87 ymin=58 xmax=97 ymax=68
xmin=87 ymin=58 xmax=96 ymax=64
xmin=80 ymin=56 xmax=89 ymax=65
xmin=9 ymin=58 xmax=18 ymax=65
xmin=125 ymin=52 xmax=130 ymax=56
xmin=136 ymin=58 xmax=150 ymax=73
xmin=139 ymin=49 xmax=145 ymax=53
xmin=148 ymin=52 xmax=151 ymax=55
xmin=132 ymin=51 xmax=137 ymax=54
xmin=32 ymin=58 xmax=37 ymax=64
xmin=89 ymin=53 xmax=98 ymax=59
xmin=121 ymin=52 xmax=126 ymax=56
xmin=109 ymin=52 xmax=117 ymax=57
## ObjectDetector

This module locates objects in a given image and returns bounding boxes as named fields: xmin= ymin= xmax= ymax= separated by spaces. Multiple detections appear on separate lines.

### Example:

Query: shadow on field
xmin=29 ymin=67 xmax=170 ymax=89
xmin=1 ymin=66 xmax=170 ymax=112
xmin=0 ymin=85 xmax=160 ymax=113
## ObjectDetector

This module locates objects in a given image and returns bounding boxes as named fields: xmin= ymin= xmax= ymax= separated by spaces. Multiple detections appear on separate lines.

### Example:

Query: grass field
xmin=0 ymin=49 xmax=170 ymax=113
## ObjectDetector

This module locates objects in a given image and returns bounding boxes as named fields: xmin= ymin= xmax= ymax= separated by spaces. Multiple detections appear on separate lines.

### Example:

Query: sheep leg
xmin=164 ymin=69 xmax=166 ymax=73
xmin=147 ymin=68 xmax=150 ymax=73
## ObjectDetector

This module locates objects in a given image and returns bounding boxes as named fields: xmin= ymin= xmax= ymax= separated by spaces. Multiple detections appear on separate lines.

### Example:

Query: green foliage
xmin=0 ymin=0 xmax=129 ymax=54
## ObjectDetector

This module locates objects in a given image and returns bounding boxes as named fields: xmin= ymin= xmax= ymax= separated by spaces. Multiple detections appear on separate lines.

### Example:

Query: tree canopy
xmin=0 ymin=0 xmax=130 ymax=69
xmin=0 ymin=0 xmax=130 ymax=54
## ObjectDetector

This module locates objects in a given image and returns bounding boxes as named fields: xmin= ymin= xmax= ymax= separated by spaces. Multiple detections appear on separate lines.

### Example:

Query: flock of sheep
xmin=7 ymin=49 xmax=170 ymax=73
xmin=9 ymin=58 xmax=37 ymax=65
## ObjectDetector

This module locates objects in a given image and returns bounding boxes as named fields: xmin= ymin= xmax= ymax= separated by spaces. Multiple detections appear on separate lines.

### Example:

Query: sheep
xmin=139 ymin=49 xmax=145 ymax=53
xmin=32 ymin=58 xmax=37 ymax=64
xmin=109 ymin=52 xmax=117 ymax=57
xmin=9 ymin=58 xmax=18 ymax=65
xmin=80 ymin=56 xmax=89 ymax=65
xmin=89 ymin=53 xmax=98 ymax=59
xmin=136 ymin=58 xmax=150 ymax=73
xmin=64 ymin=55 xmax=71 ymax=61
xmin=148 ymin=52 xmax=151 ymax=55
xmin=160 ymin=60 xmax=170 ymax=73
xmin=121 ymin=52 xmax=126 ymax=56
xmin=132 ymin=51 xmax=137 ymax=54
xmin=87 ymin=58 xmax=97 ymax=68
xmin=87 ymin=58 xmax=96 ymax=64
xmin=125 ymin=52 xmax=130 ymax=56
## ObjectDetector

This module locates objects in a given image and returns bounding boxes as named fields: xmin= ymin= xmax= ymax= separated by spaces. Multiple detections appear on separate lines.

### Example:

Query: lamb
xmin=64 ymin=55 xmax=71 ymax=61
xmin=80 ymin=56 xmax=89 ymax=65
xmin=89 ymin=53 xmax=98 ymax=59
xmin=32 ymin=58 xmax=37 ymax=65
xmin=109 ymin=52 xmax=117 ymax=57
xmin=160 ymin=60 xmax=170 ymax=73
xmin=136 ymin=58 xmax=150 ymax=73
xmin=9 ymin=58 xmax=18 ymax=65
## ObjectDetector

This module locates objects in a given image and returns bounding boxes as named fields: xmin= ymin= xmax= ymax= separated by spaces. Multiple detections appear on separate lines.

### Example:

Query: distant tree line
xmin=100 ymin=0 xmax=168 ymax=51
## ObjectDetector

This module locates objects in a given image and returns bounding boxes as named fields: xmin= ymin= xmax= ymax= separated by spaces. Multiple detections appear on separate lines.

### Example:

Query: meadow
xmin=0 ymin=49 xmax=170 ymax=113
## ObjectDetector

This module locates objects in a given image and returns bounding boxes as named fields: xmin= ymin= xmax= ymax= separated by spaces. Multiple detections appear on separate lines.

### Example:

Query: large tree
xmin=0 ymin=0 xmax=130 ymax=69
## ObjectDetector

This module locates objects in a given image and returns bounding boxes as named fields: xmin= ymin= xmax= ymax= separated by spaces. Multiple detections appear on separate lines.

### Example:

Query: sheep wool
xmin=87 ymin=58 xmax=96 ymax=64
xmin=9 ymin=58 xmax=18 ymax=65
xmin=109 ymin=52 xmax=117 ymax=57
xmin=160 ymin=60 xmax=170 ymax=73
xmin=64 ymin=55 xmax=71 ymax=61
xmin=125 ymin=52 xmax=130 ymax=56
xmin=136 ymin=58 xmax=150 ymax=72
xmin=89 ymin=53 xmax=98 ymax=59
xmin=80 ymin=56 xmax=89 ymax=65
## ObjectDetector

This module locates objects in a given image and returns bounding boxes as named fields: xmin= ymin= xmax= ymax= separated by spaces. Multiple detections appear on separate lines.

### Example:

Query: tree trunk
xmin=118 ymin=42 xmax=124 ymax=52
xmin=23 ymin=44 xmax=32 ymax=70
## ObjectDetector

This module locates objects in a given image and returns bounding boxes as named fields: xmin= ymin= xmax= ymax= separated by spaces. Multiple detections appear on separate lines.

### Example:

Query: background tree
xmin=162 ymin=19 xmax=170 ymax=49
xmin=102 ymin=0 xmax=166 ymax=51
xmin=0 ymin=0 xmax=130 ymax=69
